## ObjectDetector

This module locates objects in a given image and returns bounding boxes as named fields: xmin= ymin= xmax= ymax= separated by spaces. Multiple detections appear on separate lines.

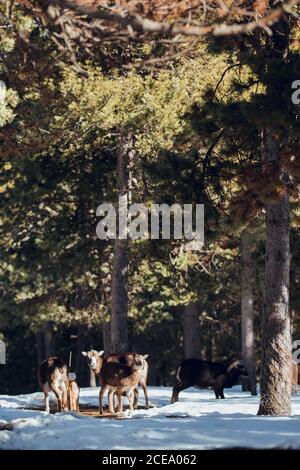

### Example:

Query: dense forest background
xmin=0 ymin=1 xmax=299 ymax=403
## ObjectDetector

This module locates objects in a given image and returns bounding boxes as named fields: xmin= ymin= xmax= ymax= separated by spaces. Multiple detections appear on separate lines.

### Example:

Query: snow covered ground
xmin=1 ymin=386 xmax=300 ymax=450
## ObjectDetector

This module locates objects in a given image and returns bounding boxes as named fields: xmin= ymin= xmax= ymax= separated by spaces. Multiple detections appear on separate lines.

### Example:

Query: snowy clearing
xmin=0 ymin=386 xmax=300 ymax=450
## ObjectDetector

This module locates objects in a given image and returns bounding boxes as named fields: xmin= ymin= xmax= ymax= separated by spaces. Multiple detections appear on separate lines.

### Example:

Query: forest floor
xmin=0 ymin=386 xmax=300 ymax=449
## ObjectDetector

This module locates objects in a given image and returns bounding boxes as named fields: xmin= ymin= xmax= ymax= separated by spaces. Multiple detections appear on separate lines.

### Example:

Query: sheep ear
xmin=82 ymin=351 xmax=88 ymax=357
xmin=143 ymin=354 xmax=149 ymax=359
xmin=97 ymin=350 xmax=104 ymax=357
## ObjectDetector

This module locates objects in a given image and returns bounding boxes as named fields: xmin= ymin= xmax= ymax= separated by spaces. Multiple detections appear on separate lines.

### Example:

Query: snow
xmin=0 ymin=386 xmax=300 ymax=450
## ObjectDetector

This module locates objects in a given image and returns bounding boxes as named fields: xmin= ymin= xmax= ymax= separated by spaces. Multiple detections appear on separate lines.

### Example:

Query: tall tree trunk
xmin=36 ymin=330 xmax=44 ymax=365
xmin=100 ymin=248 xmax=112 ymax=356
xmin=111 ymin=239 xmax=128 ymax=354
xmin=76 ymin=323 xmax=86 ymax=386
xmin=76 ymin=323 xmax=96 ymax=387
xmin=102 ymin=321 xmax=112 ymax=355
xmin=205 ymin=323 xmax=213 ymax=361
xmin=241 ymin=229 xmax=257 ymax=395
xmin=257 ymin=15 xmax=292 ymax=416
xmin=183 ymin=302 xmax=202 ymax=359
xmin=86 ymin=324 xmax=96 ymax=387
xmin=258 ymin=179 xmax=291 ymax=415
xmin=110 ymin=136 xmax=132 ymax=354
xmin=43 ymin=321 xmax=55 ymax=358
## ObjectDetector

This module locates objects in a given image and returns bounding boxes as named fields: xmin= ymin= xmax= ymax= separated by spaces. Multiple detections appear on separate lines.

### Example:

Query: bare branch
xmin=41 ymin=0 xmax=300 ymax=37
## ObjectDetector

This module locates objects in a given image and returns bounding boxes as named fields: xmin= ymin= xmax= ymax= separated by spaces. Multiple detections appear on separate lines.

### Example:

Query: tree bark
xmin=257 ymin=130 xmax=292 ymax=415
xmin=102 ymin=321 xmax=112 ymax=355
xmin=205 ymin=322 xmax=213 ymax=361
xmin=183 ymin=302 xmax=202 ymax=359
xmin=99 ymin=248 xmax=112 ymax=356
xmin=241 ymin=229 xmax=257 ymax=395
xmin=76 ymin=323 xmax=86 ymax=386
xmin=43 ymin=321 xmax=55 ymax=358
xmin=111 ymin=239 xmax=128 ymax=354
xmin=110 ymin=136 xmax=132 ymax=354
xmin=86 ymin=324 xmax=96 ymax=387
xmin=36 ymin=330 xmax=44 ymax=365
xmin=75 ymin=323 xmax=96 ymax=387
xmin=257 ymin=14 xmax=292 ymax=416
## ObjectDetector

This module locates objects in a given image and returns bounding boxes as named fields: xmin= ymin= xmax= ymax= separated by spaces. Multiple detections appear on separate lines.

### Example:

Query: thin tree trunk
xmin=241 ymin=229 xmax=257 ymax=395
xmin=87 ymin=324 xmax=96 ymax=387
xmin=36 ymin=331 xmax=44 ymax=365
xmin=257 ymin=130 xmax=292 ymax=415
xmin=76 ymin=323 xmax=96 ymax=387
xmin=205 ymin=323 xmax=213 ymax=361
xmin=76 ymin=323 xmax=86 ymax=386
xmin=43 ymin=321 xmax=54 ymax=358
xmin=110 ymin=136 xmax=132 ymax=354
xmin=102 ymin=321 xmax=112 ymax=355
xmin=183 ymin=302 xmax=202 ymax=359
xmin=111 ymin=239 xmax=128 ymax=354
xmin=100 ymin=248 xmax=112 ymax=356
